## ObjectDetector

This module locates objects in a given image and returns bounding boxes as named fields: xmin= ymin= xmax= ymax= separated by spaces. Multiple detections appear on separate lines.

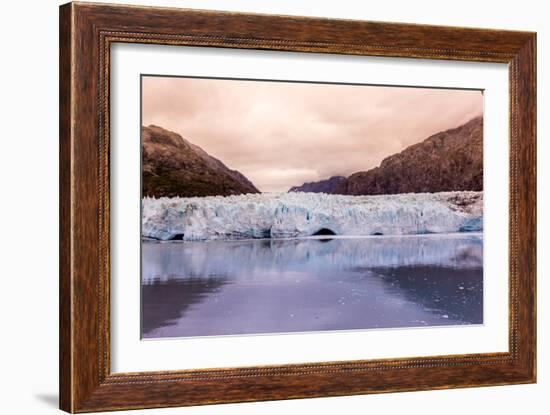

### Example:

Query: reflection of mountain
xmin=141 ymin=277 xmax=228 ymax=337
xmin=141 ymin=235 xmax=483 ymax=337
xmin=142 ymin=125 xmax=259 ymax=198
xmin=373 ymin=266 xmax=483 ymax=323
xmin=289 ymin=116 xmax=483 ymax=195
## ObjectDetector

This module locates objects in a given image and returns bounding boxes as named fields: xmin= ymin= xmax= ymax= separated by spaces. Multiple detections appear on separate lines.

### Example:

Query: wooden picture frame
xmin=59 ymin=2 xmax=536 ymax=412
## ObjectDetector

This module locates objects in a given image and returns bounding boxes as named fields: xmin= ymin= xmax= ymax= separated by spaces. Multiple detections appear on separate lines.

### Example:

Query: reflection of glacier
xmin=142 ymin=233 xmax=482 ymax=284
xmin=141 ymin=234 xmax=483 ymax=337
xmin=142 ymin=191 xmax=483 ymax=241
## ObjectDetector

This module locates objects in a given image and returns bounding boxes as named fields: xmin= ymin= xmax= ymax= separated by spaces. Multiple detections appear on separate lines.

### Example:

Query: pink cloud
xmin=142 ymin=76 xmax=483 ymax=192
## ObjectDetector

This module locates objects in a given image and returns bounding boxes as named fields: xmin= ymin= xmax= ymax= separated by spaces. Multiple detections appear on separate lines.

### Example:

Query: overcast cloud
xmin=142 ymin=76 xmax=483 ymax=192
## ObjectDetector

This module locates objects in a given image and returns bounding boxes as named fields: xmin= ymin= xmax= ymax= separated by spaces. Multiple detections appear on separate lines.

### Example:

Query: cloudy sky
xmin=142 ymin=76 xmax=483 ymax=192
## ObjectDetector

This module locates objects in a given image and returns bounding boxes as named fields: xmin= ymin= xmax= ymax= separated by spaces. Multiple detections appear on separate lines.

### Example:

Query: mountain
xmin=142 ymin=125 xmax=260 ymax=198
xmin=334 ymin=116 xmax=483 ymax=195
xmin=288 ymin=176 xmax=346 ymax=193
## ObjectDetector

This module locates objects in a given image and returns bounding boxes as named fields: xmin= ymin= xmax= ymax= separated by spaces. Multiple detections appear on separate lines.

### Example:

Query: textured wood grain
xmin=59 ymin=3 xmax=73 ymax=411
xmin=59 ymin=2 xmax=536 ymax=413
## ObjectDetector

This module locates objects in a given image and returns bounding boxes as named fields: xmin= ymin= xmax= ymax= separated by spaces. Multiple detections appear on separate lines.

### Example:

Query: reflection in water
xmin=141 ymin=277 xmax=229 ymax=335
xmin=141 ymin=233 xmax=482 ymax=338
xmin=373 ymin=267 xmax=482 ymax=324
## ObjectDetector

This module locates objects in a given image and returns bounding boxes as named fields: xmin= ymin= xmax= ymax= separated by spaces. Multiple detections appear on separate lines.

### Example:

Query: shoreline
xmin=142 ymin=231 xmax=483 ymax=244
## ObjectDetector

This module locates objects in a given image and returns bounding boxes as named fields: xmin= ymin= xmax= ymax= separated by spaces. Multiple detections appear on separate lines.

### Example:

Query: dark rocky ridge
xmin=336 ymin=116 xmax=483 ymax=195
xmin=289 ymin=116 xmax=483 ymax=195
xmin=288 ymin=176 xmax=346 ymax=193
xmin=142 ymin=125 xmax=259 ymax=198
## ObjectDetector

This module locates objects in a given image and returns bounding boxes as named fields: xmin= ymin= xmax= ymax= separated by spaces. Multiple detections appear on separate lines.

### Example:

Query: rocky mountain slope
xmin=288 ymin=176 xmax=346 ymax=193
xmin=142 ymin=125 xmax=259 ymax=198
xmin=334 ymin=116 xmax=483 ymax=195
xmin=288 ymin=116 xmax=483 ymax=196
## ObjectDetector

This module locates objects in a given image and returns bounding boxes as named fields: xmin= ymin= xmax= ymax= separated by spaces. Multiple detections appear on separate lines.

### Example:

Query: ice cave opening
xmin=169 ymin=233 xmax=185 ymax=241
xmin=313 ymin=228 xmax=337 ymax=236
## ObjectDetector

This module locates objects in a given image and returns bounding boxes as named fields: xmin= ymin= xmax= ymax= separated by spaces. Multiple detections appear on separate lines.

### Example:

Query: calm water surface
xmin=141 ymin=234 xmax=483 ymax=338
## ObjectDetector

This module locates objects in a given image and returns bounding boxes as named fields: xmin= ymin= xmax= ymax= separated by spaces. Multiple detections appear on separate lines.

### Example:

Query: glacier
xmin=142 ymin=191 xmax=483 ymax=241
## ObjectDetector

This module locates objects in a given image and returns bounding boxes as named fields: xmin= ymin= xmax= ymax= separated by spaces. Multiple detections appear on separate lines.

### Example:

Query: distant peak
xmin=288 ymin=175 xmax=347 ymax=194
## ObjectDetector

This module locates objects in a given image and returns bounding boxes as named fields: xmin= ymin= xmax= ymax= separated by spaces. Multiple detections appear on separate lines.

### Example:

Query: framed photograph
xmin=59 ymin=2 xmax=536 ymax=412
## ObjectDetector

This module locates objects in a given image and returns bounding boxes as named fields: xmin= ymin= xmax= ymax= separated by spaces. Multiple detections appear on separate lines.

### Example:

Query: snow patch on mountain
xmin=142 ymin=191 xmax=483 ymax=241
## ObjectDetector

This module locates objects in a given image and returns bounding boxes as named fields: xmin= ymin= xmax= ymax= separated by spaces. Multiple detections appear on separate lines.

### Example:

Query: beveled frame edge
xmin=59 ymin=2 xmax=536 ymax=413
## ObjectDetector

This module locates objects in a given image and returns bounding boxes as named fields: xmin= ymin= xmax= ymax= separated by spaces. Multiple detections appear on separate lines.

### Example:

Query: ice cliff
xmin=142 ymin=191 xmax=483 ymax=241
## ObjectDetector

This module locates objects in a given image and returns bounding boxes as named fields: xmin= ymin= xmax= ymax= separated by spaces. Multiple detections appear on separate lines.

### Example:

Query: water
xmin=141 ymin=233 xmax=483 ymax=339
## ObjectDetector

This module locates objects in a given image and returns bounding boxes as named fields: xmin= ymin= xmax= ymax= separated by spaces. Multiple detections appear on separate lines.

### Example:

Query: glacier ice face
xmin=141 ymin=191 xmax=483 ymax=241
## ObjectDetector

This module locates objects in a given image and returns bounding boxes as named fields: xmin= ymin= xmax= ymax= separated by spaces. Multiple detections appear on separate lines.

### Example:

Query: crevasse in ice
xmin=141 ymin=191 xmax=483 ymax=241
